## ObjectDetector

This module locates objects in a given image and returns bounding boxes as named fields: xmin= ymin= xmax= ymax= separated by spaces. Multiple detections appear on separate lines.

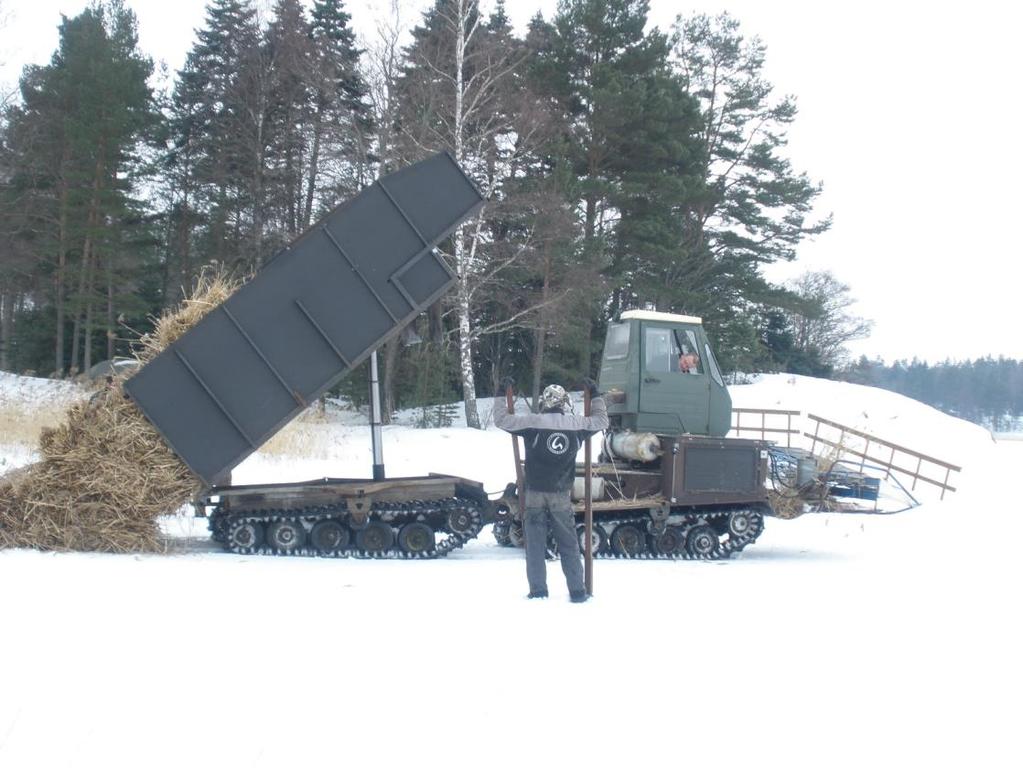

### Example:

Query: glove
xmin=581 ymin=377 xmax=600 ymax=397
xmin=499 ymin=376 xmax=516 ymax=393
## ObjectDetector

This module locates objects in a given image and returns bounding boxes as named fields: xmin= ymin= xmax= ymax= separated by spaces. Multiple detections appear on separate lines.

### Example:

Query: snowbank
xmin=729 ymin=373 xmax=994 ymax=463
xmin=0 ymin=370 xmax=86 ymax=412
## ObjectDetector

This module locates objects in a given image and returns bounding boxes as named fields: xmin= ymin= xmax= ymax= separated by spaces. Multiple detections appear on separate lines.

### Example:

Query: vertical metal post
xmin=370 ymin=350 xmax=385 ymax=480
xmin=506 ymin=387 xmax=525 ymax=521
xmin=584 ymin=388 xmax=594 ymax=597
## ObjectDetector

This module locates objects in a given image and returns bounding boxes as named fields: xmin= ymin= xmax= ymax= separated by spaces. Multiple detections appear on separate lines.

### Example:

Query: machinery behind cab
xmin=494 ymin=309 xmax=773 ymax=560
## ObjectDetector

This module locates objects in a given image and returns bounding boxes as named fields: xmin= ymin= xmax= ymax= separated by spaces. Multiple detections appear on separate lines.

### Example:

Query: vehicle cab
xmin=597 ymin=310 xmax=732 ymax=437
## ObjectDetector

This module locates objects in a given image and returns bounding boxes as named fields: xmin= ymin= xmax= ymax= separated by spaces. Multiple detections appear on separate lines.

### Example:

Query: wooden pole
xmin=506 ymin=386 xmax=525 ymax=522
xmin=584 ymin=388 xmax=594 ymax=596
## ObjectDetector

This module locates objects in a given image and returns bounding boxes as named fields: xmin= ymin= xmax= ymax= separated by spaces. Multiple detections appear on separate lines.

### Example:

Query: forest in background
xmin=0 ymin=0 xmax=888 ymax=426
xmin=842 ymin=357 xmax=1023 ymax=433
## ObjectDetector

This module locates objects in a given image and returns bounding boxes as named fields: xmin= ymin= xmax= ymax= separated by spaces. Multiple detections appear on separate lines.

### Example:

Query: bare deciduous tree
xmin=786 ymin=270 xmax=872 ymax=368
xmin=397 ymin=0 xmax=565 ymax=427
xmin=363 ymin=0 xmax=407 ymax=422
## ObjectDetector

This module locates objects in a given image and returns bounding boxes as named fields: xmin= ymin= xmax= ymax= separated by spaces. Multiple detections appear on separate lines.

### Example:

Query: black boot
xmin=569 ymin=590 xmax=589 ymax=603
xmin=527 ymin=589 xmax=549 ymax=599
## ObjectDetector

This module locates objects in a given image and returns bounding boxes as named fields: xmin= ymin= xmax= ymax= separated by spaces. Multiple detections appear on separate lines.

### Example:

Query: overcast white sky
xmin=1 ymin=0 xmax=1021 ymax=364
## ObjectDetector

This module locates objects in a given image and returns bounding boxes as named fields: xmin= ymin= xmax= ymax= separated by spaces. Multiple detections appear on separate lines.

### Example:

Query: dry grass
xmin=0 ymin=269 xmax=240 ymax=553
xmin=767 ymin=489 xmax=807 ymax=519
xmin=136 ymin=270 xmax=237 ymax=363
xmin=258 ymin=407 xmax=345 ymax=459
xmin=769 ymin=441 xmax=853 ymax=519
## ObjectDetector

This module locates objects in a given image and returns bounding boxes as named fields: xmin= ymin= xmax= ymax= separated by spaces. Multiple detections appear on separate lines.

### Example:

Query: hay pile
xmin=767 ymin=489 xmax=807 ymax=520
xmin=0 ymin=271 xmax=239 ymax=553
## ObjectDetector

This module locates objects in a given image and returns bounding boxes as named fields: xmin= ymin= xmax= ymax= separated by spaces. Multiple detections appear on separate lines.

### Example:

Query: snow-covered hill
xmin=1 ymin=372 xmax=1020 ymax=767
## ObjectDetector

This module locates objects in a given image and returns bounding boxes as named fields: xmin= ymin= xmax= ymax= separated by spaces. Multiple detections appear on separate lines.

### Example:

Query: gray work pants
xmin=524 ymin=489 xmax=584 ymax=595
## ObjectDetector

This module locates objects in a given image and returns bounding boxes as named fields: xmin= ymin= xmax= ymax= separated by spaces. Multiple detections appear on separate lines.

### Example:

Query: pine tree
xmin=171 ymin=0 xmax=259 ymax=268
xmin=3 ymin=1 xmax=157 ymax=375
xmin=672 ymin=13 xmax=831 ymax=367
xmin=306 ymin=0 xmax=371 ymax=214
xmin=527 ymin=0 xmax=707 ymax=376
xmin=264 ymin=0 xmax=313 ymax=243
xmin=0 ymin=107 xmax=36 ymax=371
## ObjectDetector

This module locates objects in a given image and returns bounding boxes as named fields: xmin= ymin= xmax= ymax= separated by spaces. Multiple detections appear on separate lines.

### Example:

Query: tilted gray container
xmin=125 ymin=152 xmax=483 ymax=487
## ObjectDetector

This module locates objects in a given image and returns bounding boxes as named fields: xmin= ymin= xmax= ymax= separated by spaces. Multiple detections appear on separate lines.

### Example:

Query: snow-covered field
xmin=1 ymin=372 xmax=1020 ymax=767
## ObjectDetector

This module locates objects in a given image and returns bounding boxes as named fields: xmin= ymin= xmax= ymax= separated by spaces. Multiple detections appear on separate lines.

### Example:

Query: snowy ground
xmin=1 ymin=373 xmax=1021 ymax=767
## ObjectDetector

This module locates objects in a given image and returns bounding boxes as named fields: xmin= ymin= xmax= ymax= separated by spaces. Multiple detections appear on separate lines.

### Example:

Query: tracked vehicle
xmin=206 ymin=475 xmax=490 ymax=559
xmin=493 ymin=310 xmax=772 ymax=560
xmin=126 ymin=154 xmax=862 ymax=564
xmin=125 ymin=153 xmax=496 ymax=558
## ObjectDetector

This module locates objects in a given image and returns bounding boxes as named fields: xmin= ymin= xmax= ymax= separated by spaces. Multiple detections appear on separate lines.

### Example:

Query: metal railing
xmin=804 ymin=413 xmax=961 ymax=499
xmin=730 ymin=407 xmax=961 ymax=499
xmin=730 ymin=407 xmax=801 ymax=447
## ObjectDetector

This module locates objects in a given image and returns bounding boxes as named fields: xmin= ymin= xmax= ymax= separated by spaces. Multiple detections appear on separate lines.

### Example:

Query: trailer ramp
xmin=125 ymin=153 xmax=483 ymax=486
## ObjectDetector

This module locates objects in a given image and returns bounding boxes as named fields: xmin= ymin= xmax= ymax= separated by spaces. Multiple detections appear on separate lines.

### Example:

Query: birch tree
xmin=397 ymin=0 xmax=556 ymax=428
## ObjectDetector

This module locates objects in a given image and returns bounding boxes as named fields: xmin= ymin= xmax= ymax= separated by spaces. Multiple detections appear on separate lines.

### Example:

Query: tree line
xmin=842 ymin=357 xmax=1023 ymax=432
xmin=0 ymin=0 xmax=832 ymax=426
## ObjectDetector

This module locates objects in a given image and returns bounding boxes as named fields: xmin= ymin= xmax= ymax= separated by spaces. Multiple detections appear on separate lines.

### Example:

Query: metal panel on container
xmin=660 ymin=436 xmax=769 ymax=506
xmin=684 ymin=444 xmax=757 ymax=493
xmin=125 ymin=152 xmax=483 ymax=486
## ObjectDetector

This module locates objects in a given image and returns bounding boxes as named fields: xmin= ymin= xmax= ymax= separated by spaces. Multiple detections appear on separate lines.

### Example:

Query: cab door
xmin=638 ymin=323 xmax=711 ymax=435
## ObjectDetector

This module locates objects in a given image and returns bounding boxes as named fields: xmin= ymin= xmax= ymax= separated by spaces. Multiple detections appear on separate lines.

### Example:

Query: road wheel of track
xmin=650 ymin=526 xmax=684 ymax=556
xmin=492 ymin=520 xmax=512 ymax=547
xmin=447 ymin=506 xmax=476 ymax=534
xmin=356 ymin=521 xmax=394 ymax=553
xmin=398 ymin=522 xmax=435 ymax=554
xmin=686 ymin=524 xmax=719 ymax=558
xmin=310 ymin=520 xmax=349 ymax=554
xmin=227 ymin=520 xmax=264 ymax=551
xmin=728 ymin=508 xmax=757 ymax=538
xmin=267 ymin=519 xmax=306 ymax=553
xmin=611 ymin=525 xmax=647 ymax=557
xmin=209 ymin=511 xmax=229 ymax=543
xmin=576 ymin=524 xmax=607 ymax=557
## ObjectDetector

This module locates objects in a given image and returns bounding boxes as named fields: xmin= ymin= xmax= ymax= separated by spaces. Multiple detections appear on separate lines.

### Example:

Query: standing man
xmin=494 ymin=378 xmax=609 ymax=603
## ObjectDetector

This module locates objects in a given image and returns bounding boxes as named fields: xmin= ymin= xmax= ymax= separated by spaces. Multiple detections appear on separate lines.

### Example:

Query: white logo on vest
xmin=547 ymin=433 xmax=569 ymax=455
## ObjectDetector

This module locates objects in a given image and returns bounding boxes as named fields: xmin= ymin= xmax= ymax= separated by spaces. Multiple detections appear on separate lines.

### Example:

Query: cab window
xmin=645 ymin=326 xmax=706 ymax=374
xmin=676 ymin=329 xmax=703 ymax=375
xmin=705 ymin=343 xmax=724 ymax=386
xmin=643 ymin=327 xmax=677 ymax=372
xmin=605 ymin=322 xmax=631 ymax=360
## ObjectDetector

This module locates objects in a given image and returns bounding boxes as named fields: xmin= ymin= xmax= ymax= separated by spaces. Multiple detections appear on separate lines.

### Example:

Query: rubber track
xmin=493 ymin=506 xmax=765 ymax=561
xmin=214 ymin=497 xmax=483 ymax=559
